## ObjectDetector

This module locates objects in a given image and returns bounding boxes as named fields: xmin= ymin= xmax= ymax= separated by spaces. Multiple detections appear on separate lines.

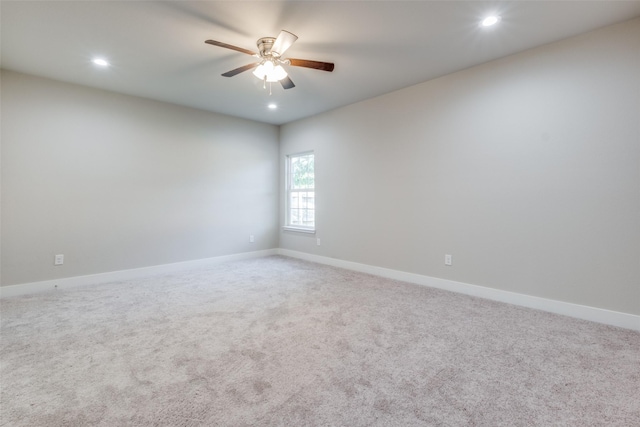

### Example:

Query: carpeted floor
xmin=1 ymin=255 xmax=639 ymax=426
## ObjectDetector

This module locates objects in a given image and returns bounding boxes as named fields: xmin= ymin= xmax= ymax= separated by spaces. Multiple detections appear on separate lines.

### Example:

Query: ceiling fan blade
xmin=221 ymin=63 xmax=260 ymax=77
xmin=288 ymin=58 xmax=335 ymax=72
xmin=271 ymin=30 xmax=298 ymax=56
xmin=205 ymin=40 xmax=256 ymax=56
xmin=280 ymin=76 xmax=295 ymax=90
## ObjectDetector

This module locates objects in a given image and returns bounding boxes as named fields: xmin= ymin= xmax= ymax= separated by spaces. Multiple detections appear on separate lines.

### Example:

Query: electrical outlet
xmin=445 ymin=254 xmax=452 ymax=266
xmin=249 ymin=235 xmax=255 ymax=243
xmin=54 ymin=254 xmax=64 ymax=266
xmin=317 ymin=238 xmax=321 ymax=246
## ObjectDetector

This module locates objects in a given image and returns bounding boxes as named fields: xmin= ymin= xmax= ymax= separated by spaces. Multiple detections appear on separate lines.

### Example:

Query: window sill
xmin=282 ymin=226 xmax=316 ymax=234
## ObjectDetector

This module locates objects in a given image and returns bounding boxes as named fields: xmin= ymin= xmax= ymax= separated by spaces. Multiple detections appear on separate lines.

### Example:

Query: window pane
xmin=291 ymin=208 xmax=303 ymax=226
xmin=290 ymin=154 xmax=314 ymax=190
xmin=303 ymin=191 xmax=314 ymax=209
xmin=303 ymin=209 xmax=314 ymax=226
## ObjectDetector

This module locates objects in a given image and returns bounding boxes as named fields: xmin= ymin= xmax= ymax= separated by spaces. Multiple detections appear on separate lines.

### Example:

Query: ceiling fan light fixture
xmin=271 ymin=65 xmax=288 ymax=81
xmin=252 ymin=63 xmax=267 ymax=79
xmin=252 ymin=60 xmax=288 ymax=82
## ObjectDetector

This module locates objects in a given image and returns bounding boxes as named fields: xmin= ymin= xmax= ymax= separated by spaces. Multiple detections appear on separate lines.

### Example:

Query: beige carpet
xmin=1 ymin=256 xmax=639 ymax=426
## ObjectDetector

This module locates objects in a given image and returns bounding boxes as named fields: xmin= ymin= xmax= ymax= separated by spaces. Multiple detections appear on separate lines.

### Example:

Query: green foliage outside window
xmin=291 ymin=154 xmax=314 ymax=189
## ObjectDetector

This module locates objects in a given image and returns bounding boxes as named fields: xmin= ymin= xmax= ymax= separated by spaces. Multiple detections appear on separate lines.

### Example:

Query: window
xmin=285 ymin=152 xmax=315 ymax=232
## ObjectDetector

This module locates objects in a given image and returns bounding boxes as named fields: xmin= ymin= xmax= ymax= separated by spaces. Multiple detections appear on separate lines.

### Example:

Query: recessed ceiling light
xmin=481 ymin=15 xmax=501 ymax=27
xmin=268 ymin=103 xmax=277 ymax=110
xmin=92 ymin=58 xmax=110 ymax=67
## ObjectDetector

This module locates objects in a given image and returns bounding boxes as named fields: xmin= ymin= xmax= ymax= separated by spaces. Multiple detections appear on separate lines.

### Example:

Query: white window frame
xmin=283 ymin=151 xmax=316 ymax=233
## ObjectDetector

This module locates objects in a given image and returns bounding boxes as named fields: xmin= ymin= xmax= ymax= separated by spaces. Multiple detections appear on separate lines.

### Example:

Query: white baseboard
xmin=277 ymin=249 xmax=640 ymax=332
xmin=0 ymin=249 xmax=278 ymax=298
xmin=3 ymin=247 xmax=637 ymax=331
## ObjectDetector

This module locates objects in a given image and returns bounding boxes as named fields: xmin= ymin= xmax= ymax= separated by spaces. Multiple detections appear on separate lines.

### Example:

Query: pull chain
xmin=262 ymin=77 xmax=273 ymax=95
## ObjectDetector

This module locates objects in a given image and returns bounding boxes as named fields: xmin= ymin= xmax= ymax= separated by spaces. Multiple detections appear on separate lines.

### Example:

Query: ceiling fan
xmin=205 ymin=30 xmax=334 ymax=90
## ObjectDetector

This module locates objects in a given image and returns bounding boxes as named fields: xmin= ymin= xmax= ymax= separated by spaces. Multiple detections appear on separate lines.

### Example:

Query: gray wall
xmin=280 ymin=18 xmax=640 ymax=315
xmin=1 ymin=70 xmax=279 ymax=286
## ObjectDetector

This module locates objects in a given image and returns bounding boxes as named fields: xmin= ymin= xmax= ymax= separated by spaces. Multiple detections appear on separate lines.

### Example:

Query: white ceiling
xmin=2 ymin=1 xmax=640 ymax=125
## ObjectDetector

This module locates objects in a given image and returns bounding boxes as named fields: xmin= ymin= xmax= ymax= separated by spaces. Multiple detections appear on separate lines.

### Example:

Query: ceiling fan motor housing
xmin=257 ymin=37 xmax=277 ymax=58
